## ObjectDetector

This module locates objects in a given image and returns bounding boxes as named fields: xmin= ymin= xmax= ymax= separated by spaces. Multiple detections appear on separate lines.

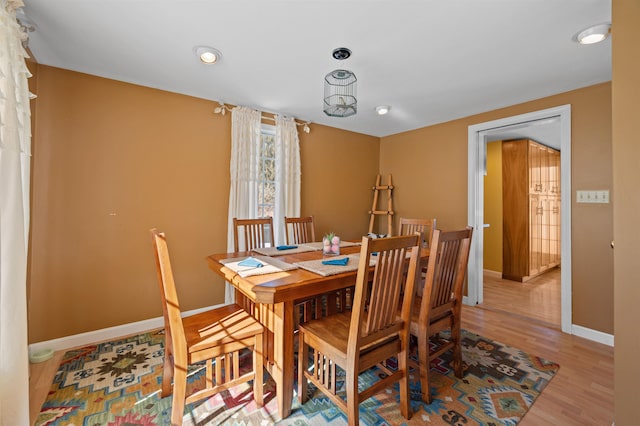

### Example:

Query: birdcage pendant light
xmin=323 ymin=69 xmax=357 ymax=117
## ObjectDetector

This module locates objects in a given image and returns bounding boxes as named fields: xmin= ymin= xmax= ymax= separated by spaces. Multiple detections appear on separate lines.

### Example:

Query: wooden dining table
xmin=205 ymin=242 xmax=429 ymax=419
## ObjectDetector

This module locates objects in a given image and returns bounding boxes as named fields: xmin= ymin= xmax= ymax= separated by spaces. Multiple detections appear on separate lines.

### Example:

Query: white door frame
xmin=465 ymin=105 xmax=572 ymax=334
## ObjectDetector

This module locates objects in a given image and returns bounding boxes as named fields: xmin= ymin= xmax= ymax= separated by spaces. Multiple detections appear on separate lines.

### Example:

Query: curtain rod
xmin=212 ymin=102 xmax=311 ymax=133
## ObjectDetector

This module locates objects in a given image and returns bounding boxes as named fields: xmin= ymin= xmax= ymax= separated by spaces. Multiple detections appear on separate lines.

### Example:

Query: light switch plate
xmin=576 ymin=190 xmax=610 ymax=203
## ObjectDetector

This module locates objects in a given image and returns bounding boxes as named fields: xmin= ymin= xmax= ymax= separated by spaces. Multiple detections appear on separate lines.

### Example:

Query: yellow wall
xmin=483 ymin=141 xmax=502 ymax=272
xmin=28 ymin=66 xmax=379 ymax=343
xmin=613 ymin=0 xmax=640 ymax=423
xmin=28 ymin=66 xmax=613 ymax=342
xmin=381 ymin=82 xmax=613 ymax=335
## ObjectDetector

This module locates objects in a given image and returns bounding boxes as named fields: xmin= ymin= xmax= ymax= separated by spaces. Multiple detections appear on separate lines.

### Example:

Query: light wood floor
xmin=462 ymin=307 xmax=613 ymax=426
xmin=29 ymin=286 xmax=613 ymax=425
xmin=481 ymin=267 xmax=561 ymax=327
xmin=472 ymin=268 xmax=614 ymax=425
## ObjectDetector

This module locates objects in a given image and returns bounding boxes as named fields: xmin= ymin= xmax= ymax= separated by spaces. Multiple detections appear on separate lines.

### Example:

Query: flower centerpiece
xmin=322 ymin=232 xmax=341 ymax=255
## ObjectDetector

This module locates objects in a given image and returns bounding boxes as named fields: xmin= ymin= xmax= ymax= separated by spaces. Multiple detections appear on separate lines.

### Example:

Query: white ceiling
xmin=484 ymin=116 xmax=562 ymax=149
xmin=19 ymin=0 xmax=611 ymax=143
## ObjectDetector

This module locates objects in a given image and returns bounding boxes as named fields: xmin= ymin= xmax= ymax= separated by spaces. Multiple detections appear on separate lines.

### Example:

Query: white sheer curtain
xmin=224 ymin=109 xmax=301 ymax=302
xmin=226 ymin=106 xmax=262 ymax=303
xmin=273 ymin=115 xmax=301 ymax=244
xmin=0 ymin=1 xmax=32 ymax=424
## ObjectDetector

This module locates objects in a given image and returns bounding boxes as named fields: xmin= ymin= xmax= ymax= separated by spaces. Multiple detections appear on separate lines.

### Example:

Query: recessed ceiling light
xmin=575 ymin=23 xmax=611 ymax=45
xmin=332 ymin=47 xmax=352 ymax=60
xmin=194 ymin=46 xmax=222 ymax=64
xmin=376 ymin=105 xmax=391 ymax=115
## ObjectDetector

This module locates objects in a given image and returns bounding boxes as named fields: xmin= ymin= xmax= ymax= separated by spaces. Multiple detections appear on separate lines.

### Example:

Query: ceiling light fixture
xmin=324 ymin=47 xmax=357 ymax=118
xmin=323 ymin=69 xmax=357 ymax=118
xmin=376 ymin=105 xmax=391 ymax=115
xmin=575 ymin=23 xmax=611 ymax=45
xmin=332 ymin=47 xmax=352 ymax=60
xmin=194 ymin=46 xmax=222 ymax=64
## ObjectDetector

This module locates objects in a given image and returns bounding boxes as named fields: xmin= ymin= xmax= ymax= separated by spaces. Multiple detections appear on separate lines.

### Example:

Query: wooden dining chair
xmin=283 ymin=215 xmax=349 ymax=320
xmin=298 ymin=234 xmax=421 ymax=425
xmin=409 ymin=226 xmax=473 ymax=403
xmin=151 ymin=228 xmax=264 ymax=425
xmin=398 ymin=217 xmax=436 ymax=296
xmin=284 ymin=215 xmax=316 ymax=244
xmin=398 ymin=217 xmax=436 ymax=248
xmin=233 ymin=217 xmax=274 ymax=252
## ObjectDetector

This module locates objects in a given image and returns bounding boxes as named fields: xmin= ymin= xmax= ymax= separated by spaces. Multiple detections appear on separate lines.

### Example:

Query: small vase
xmin=323 ymin=236 xmax=340 ymax=255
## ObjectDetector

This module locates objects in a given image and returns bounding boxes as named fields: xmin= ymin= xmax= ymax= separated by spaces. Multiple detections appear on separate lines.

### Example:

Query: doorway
xmin=465 ymin=105 xmax=572 ymax=334
xmin=482 ymin=138 xmax=561 ymax=327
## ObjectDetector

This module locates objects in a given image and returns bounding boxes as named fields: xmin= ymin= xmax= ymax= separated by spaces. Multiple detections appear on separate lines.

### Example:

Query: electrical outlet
xmin=576 ymin=190 xmax=610 ymax=203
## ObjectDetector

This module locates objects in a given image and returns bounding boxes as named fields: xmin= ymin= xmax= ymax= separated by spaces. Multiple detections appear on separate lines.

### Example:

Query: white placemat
xmin=220 ymin=255 xmax=298 ymax=278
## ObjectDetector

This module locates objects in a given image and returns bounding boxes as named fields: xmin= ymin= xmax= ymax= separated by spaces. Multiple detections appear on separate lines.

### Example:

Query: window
xmin=258 ymin=124 xmax=276 ymax=218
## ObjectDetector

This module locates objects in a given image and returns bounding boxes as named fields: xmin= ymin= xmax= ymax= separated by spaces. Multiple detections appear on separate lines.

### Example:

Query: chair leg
xmin=253 ymin=333 xmax=264 ymax=406
xmin=452 ymin=324 xmax=463 ymax=378
xmin=398 ymin=351 xmax=411 ymax=419
xmin=345 ymin=368 xmax=359 ymax=426
xmin=298 ymin=331 xmax=308 ymax=404
xmin=326 ymin=293 xmax=338 ymax=316
xmin=171 ymin=364 xmax=187 ymax=426
xmin=161 ymin=342 xmax=174 ymax=398
xmin=418 ymin=334 xmax=432 ymax=404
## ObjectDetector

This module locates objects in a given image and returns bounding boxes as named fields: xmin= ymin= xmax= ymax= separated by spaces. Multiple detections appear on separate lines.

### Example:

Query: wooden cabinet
xmin=502 ymin=139 xmax=561 ymax=282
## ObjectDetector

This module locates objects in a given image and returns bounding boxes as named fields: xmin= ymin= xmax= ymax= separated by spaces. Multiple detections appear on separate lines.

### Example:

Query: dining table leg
xmin=271 ymin=300 xmax=295 ymax=419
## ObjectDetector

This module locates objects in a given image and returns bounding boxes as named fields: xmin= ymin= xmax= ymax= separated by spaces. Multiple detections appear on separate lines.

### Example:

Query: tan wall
xmin=613 ymin=0 xmax=640 ymax=423
xmin=381 ymin=82 xmax=613 ymax=334
xmin=28 ymin=66 xmax=379 ymax=343
xmin=484 ymin=141 xmax=503 ymax=272
xmin=28 ymin=65 xmax=613 ymax=342
xmin=298 ymin=124 xmax=380 ymax=241
xmin=380 ymin=119 xmax=469 ymax=232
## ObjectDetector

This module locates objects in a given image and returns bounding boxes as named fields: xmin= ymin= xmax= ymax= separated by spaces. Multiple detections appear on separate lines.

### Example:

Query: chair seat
xmin=298 ymin=312 xmax=351 ymax=355
xmin=183 ymin=303 xmax=264 ymax=354
xmin=300 ymin=312 xmax=401 ymax=357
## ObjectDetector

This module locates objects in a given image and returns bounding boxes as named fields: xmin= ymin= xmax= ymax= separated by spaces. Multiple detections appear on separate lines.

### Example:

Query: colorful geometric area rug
xmin=35 ymin=328 xmax=559 ymax=425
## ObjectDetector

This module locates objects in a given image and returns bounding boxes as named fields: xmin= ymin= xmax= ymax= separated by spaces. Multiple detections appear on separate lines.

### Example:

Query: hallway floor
xmin=480 ymin=267 xmax=561 ymax=328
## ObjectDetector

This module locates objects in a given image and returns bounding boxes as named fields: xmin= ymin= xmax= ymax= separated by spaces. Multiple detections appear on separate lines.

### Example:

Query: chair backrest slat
xmin=422 ymin=227 xmax=473 ymax=319
xmin=349 ymin=234 xmax=421 ymax=350
xmin=367 ymin=248 xmax=404 ymax=333
xmin=398 ymin=217 xmax=436 ymax=248
xmin=233 ymin=217 xmax=274 ymax=252
xmin=285 ymin=216 xmax=316 ymax=245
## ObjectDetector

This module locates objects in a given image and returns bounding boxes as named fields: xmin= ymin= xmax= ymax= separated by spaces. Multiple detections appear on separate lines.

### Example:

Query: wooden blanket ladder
xmin=368 ymin=174 xmax=394 ymax=236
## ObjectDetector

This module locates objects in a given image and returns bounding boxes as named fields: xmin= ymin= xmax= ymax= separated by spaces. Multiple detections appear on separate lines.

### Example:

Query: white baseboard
xmin=572 ymin=324 xmax=614 ymax=347
xmin=483 ymin=269 xmax=502 ymax=279
xmin=28 ymin=304 xmax=224 ymax=356
xmin=30 ymin=302 xmax=615 ymax=358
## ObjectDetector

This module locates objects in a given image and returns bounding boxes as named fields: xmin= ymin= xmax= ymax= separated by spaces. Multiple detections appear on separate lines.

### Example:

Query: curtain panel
xmin=273 ymin=115 xmax=301 ymax=245
xmin=226 ymin=106 xmax=262 ymax=303
xmin=225 ymin=109 xmax=302 ymax=303
xmin=0 ymin=0 xmax=33 ymax=424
